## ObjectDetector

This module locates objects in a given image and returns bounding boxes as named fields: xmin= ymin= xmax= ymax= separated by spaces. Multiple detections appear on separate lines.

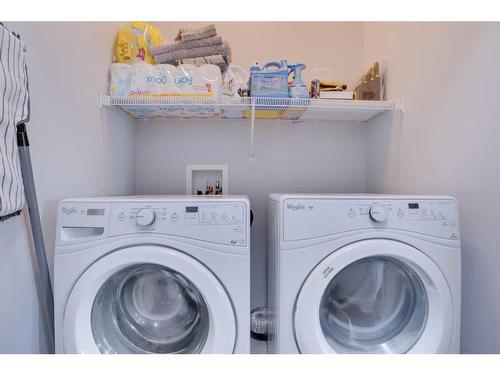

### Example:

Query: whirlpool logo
xmin=286 ymin=203 xmax=306 ymax=211
xmin=286 ymin=202 xmax=314 ymax=212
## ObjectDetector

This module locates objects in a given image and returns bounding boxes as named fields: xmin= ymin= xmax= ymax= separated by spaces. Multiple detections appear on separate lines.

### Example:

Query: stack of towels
xmin=150 ymin=24 xmax=232 ymax=72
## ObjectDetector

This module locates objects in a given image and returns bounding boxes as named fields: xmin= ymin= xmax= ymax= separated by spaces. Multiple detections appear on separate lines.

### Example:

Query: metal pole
xmin=17 ymin=123 xmax=55 ymax=354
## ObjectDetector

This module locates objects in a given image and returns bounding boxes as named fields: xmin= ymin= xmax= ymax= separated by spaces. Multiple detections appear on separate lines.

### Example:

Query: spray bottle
xmin=288 ymin=63 xmax=309 ymax=99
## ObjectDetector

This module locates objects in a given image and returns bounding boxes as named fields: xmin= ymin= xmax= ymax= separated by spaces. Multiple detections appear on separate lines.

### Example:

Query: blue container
xmin=250 ymin=60 xmax=289 ymax=98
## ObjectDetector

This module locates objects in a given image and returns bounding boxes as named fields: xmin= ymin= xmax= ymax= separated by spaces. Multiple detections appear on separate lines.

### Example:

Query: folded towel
xmin=189 ymin=54 xmax=228 ymax=65
xmin=175 ymin=24 xmax=217 ymax=42
xmin=184 ymin=54 xmax=230 ymax=72
xmin=154 ymin=41 xmax=231 ymax=64
xmin=150 ymin=36 xmax=223 ymax=56
xmin=163 ymin=54 xmax=231 ymax=73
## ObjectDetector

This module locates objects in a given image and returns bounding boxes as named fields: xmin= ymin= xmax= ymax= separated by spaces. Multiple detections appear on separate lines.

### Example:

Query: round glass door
xmin=293 ymin=239 xmax=454 ymax=354
xmin=91 ymin=264 xmax=209 ymax=354
xmin=319 ymin=256 xmax=428 ymax=353
xmin=63 ymin=245 xmax=237 ymax=354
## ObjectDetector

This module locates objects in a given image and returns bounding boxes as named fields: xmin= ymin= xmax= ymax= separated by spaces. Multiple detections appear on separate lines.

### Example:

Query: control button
xmin=184 ymin=213 xmax=198 ymax=225
xmin=397 ymin=209 xmax=404 ymax=218
xmin=369 ymin=205 xmax=388 ymax=223
xmin=118 ymin=212 xmax=126 ymax=222
xmin=347 ymin=209 xmax=356 ymax=218
xmin=171 ymin=213 xmax=179 ymax=222
xmin=136 ymin=208 xmax=156 ymax=227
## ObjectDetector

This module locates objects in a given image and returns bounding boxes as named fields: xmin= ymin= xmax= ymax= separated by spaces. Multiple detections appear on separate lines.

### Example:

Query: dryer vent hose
xmin=250 ymin=307 xmax=274 ymax=341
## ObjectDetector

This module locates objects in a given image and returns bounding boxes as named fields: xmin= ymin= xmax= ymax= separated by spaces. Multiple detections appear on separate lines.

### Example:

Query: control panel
xmin=283 ymin=198 xmax=459 ymax=241
xmin=57 ymin=200 xmax=248 ymax=246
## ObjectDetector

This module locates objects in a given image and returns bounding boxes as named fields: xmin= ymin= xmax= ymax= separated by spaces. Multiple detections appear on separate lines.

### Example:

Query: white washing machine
xmin=54 ymin=196 xmax=250 ymax=354
xmin=268 ymin=194 xmax=461 ymax=354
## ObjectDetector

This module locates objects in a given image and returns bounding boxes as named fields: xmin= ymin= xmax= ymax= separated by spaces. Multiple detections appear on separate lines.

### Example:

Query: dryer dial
xmin=135 ymin=208 xmax=156 ymax=227
xmin=369 ymin=205 xmax=388 ymax=223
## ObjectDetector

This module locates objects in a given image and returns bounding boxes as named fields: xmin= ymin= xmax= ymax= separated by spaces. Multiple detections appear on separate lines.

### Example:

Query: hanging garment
xmin=0 ymin=24 xmax=29 ymax=221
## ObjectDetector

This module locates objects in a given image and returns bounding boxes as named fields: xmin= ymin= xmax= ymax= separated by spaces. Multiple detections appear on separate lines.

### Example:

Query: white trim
xmin=63 ymin=245 xmax=236 ymax=353
xmin=294 ymin=239 xmax=453 ymax=353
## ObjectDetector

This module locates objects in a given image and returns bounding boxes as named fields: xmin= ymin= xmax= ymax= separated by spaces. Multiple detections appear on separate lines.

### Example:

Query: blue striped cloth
xmin=0 ymin=25 xmax=29 ymax=221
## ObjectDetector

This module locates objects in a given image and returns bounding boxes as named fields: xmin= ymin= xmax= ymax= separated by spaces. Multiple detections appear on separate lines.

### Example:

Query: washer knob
xmin=135 ymin=208 xmax=156 ymax=227
xmin=369 ymin=205 xmax=388 ymax=223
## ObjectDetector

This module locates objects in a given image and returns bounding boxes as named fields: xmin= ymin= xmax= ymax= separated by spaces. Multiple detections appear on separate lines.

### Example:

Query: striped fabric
xmin=0 ymin=25 xmax=29 ymax=220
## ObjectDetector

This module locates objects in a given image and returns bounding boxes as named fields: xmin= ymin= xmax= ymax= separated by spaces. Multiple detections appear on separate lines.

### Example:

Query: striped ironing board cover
xmin=0 ymin=24 xmax=29 ymax=221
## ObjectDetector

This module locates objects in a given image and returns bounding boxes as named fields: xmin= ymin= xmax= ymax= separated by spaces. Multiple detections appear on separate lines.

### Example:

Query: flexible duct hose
xmin=250 ymin=307 xmax=274 ymax=341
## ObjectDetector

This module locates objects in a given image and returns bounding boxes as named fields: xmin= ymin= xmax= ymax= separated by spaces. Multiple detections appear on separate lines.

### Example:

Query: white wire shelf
xmin=100 ymin=94 xmax=403 ymax=123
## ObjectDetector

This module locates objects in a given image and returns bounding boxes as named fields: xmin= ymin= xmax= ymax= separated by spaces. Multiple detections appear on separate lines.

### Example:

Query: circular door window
xmin=319 ymin=256 xmax=428 ymax=353
xmin=63 ymin=245 xmax=236 ymax=354
xmin=91 ymin=264 xmax=209 ymax=354
xmin=293 ymin=239 xmax=454 ymax=354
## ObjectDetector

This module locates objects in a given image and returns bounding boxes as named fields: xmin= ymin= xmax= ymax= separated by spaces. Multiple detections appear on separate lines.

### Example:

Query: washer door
xmin=63 ymin=245 xmax=236 ymax=354
xmin=294 ymin=239 xmax=453 ymax=354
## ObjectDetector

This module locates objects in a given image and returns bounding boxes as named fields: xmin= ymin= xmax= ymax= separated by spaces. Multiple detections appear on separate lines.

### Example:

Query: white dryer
xmin=55 ymin=196 xmax=250 ymax=354
xmin=268 ymin=194 xmax=461 ymax=354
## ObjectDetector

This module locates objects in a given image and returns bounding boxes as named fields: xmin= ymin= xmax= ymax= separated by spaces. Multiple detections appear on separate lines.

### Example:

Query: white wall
xmin=363 ymin=22 xmax=500 ymax=353
xmin=135 ymin=22 xmax=366 ymax=309
xmin=0 ymin=22 xmax=136 ymax=353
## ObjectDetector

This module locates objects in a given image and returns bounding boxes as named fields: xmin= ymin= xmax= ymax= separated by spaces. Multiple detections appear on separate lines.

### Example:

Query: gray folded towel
xmin=184 ymin=55 xmax=230 ymax=72
xmin=175 ymin=24 xmax=217 ymax=42
xmin=183 ymin=54 xmax=227 ymax=65
xmin=162 ymin=54 xmax=231 ymax=73
xmin=154 ymin=41 xmax=232 ymax=64
xmin=150 ymin=36 xmax=223 ymax=56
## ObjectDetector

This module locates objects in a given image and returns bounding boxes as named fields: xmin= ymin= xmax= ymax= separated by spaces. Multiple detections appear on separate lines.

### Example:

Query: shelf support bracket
xmin=99 ymin=92 xmax=110 ymax=108
xmin=395 ymin=97 xmax=405 ymax=113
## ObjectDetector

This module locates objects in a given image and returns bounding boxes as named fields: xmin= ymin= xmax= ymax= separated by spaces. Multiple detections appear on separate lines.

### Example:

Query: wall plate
xmin=186 ymin=164 xmax=228 ymax=195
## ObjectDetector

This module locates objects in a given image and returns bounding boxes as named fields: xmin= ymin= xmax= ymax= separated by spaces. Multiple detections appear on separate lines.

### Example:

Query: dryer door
xmin=294 ymin=239 xmax=453 ymax=354
xmin=63 ymin=245 xmax=236 ymax=353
